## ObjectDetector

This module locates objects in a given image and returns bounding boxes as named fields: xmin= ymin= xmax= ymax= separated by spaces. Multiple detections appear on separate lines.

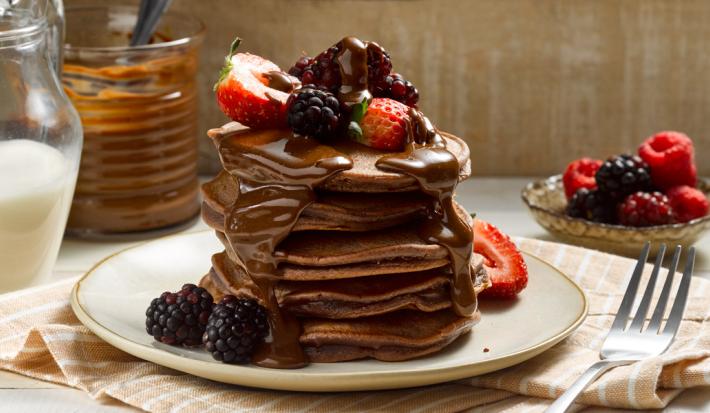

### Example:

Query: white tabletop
xmin=1 ymin=177 xmax=708 ymax=412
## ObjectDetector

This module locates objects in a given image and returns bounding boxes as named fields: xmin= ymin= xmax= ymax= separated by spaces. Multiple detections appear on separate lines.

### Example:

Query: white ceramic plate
xmin=71 ymin=230 xmax=587 ymax=392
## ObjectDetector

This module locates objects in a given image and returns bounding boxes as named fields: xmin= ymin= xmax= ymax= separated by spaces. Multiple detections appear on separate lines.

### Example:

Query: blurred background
xmin=67 ymin=0 xmax=710 ymax=176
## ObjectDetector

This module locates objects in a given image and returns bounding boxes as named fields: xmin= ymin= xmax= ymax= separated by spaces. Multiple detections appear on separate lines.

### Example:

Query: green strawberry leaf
xmin=214 ymin=37 xmax=242 ymax=91
xmin=350 ymin=98 xmax=369 ymax=124
xmin=347 ymin=121 xmax=363 ymax=141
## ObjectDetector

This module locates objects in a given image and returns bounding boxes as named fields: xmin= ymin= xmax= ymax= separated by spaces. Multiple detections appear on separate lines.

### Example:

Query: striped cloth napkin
xmin=1 ymin=238 xmax=709 ymax=412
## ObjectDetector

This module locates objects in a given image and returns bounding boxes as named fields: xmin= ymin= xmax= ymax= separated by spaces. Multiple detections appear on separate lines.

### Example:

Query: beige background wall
xmin=69 ymin=0 xmax=710 ymax=176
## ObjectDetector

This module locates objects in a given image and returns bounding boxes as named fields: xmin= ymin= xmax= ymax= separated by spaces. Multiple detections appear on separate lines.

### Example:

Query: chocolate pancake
xmin=211 ymin=204 xmax=473 ymax=281
xmin=301 ymin=310 xmax=479 ymax=362
xmin=207 ymin=122 xmax=471 ymax=193
xmin=201 ymin=171 xmax=430 ymax=233
xmin=201 ymin=252 xmax=488 ymax=319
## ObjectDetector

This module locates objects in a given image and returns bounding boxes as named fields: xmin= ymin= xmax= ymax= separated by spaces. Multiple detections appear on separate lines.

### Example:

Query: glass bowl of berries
xmin=522 ymin=131 xmax=710 ymax=257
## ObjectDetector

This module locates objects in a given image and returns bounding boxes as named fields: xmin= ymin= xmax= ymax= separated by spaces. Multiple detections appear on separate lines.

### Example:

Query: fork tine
xmin=610 ymin=242 xmax=650 ymax=332
xmin=662 ymin=247 xmax=695 ymax=338
xmin=648 ymin=245 xmax=682 ymax=332
xmin=630 ymin=244 xmax=666 ymax=331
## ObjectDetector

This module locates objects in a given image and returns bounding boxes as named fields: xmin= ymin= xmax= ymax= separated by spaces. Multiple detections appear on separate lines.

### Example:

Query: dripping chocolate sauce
xmin=376 ymin=109 xmax=476 ymax=317
xmin=215 ymin=36 xmax=474 ymax=368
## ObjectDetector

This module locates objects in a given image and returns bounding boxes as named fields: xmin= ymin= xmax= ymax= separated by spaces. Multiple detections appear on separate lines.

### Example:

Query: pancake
xmin=207 ymin=122 xmax=471 ymax=193
xmin=201 ymin=252 xmax=488 ymax=319
xmin=301 ymin=310 xmax=479 ymax=362
xmin=279 ymin=254 xmax=488 ymax=319
xmin=201 ymin=171 xmax=430 ymax=233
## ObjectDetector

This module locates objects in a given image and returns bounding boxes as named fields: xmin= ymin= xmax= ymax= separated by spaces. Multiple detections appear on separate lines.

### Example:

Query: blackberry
xmin=595 ymin=155 xmax=653 ymax=200
xmin=567 ymin=188 xmax=616 ymax=224
xmin=202 ymin=295 xmax=269 ymax=364
xmin=145 ymin=284 xmax=213 ymax=346
xmin=286 ymin=85 xmax=343 ymax=140
xmin=617 ymin=191 xmax=675 ymax=227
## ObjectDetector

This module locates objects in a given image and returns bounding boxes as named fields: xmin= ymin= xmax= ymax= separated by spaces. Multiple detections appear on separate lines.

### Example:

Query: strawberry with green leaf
xmin=214 ymin=38 xmax=288 ymax=128
xmin=348 ymin=98 xmax=410 ymax=151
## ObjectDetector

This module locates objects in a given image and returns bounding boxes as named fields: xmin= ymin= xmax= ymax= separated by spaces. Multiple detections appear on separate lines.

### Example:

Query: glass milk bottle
xmin=0 ymin=0 xmax=82 ymax=293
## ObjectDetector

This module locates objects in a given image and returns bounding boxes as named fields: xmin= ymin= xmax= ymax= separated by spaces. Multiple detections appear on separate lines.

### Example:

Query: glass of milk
xmin=0 ymin=0 xmax=83 ymax=293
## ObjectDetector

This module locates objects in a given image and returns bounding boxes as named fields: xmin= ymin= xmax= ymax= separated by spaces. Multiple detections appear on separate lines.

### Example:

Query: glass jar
xmin=0 ymin=0 xmax=83 ymax=292
xmin=62 ymin=5 xmax=205 ymax=239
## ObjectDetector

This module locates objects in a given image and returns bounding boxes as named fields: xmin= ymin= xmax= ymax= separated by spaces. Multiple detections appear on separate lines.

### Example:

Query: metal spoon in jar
xmin=130 ymin=0 xmax=172 ymax=46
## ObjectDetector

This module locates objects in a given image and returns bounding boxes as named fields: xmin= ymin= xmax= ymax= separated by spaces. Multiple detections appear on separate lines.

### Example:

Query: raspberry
xmin=638 ymin=131 xmax=697 ymax=190
xmin=286 ymin=85 xmax=343 ymax=140
xmin=566 ymin=188 xmax=616 ymax=224
xmin=562 ymin=158 xmax=602 ymax=199
xmin=595 ymin=154 xmax=653 ymax=200
xmin=666 ymin=185 xmax=709 ymax=223
xmin=202 ymin=295 xmax=269 ymax=364
xmin=287 ymin=55 xmax=312 ymax=79
xmin=145 ymin=284 xmax=214 ymax=346
xmin=617 ymin=191 xmax=675 ymax=227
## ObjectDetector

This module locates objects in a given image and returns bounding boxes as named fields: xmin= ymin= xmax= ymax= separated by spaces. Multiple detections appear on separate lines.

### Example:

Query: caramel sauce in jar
xmin=62 ymin=6 xmax=204 ymax=238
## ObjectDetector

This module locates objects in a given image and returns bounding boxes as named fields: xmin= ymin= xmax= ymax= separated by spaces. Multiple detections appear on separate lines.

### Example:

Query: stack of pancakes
xmin=200 ymin=123 xmax=488 ymax=362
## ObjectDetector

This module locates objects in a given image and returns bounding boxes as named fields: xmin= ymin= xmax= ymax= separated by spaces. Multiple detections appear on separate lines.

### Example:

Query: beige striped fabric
xmin=1 ymin=238 xmax=709 ymax=412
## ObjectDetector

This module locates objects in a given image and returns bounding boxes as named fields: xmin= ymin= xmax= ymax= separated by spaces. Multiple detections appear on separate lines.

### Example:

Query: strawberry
xmin=214 ymin=38 xmax=288 ymax=129
xmin=348 ymin=98 xmax=409 ymax=151
xmin=473 ymin=219 xmax=528 ymax=299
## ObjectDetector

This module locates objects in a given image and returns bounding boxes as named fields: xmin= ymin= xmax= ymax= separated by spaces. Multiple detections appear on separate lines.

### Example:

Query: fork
xmin=546 ymin=242 xmax=695 ymax=413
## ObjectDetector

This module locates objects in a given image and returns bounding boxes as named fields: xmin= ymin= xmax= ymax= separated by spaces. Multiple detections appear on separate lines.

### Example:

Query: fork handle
xmin=546 ymin=360 xmax=633 ymax=413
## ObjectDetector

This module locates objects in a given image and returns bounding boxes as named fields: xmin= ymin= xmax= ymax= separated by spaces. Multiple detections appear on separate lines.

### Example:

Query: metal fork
xmin=546 ymin=243 xmax=695 ymax=413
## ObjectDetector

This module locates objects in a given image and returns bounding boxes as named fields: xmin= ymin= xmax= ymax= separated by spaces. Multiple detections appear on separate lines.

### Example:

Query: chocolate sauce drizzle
xmin=215 ymin=129 xmax=352 ymax=368
xmin=376 ymin=110 xmax=476 ymax=317
xmin=214 ymin=36 xmax=474 ymax=368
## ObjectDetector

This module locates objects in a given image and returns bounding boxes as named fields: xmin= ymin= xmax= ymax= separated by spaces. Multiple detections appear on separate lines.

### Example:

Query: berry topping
xmin=286 ymin=85 xmax=343 ymax=140
xmin=299 ymin=44 xmax=342 ymax=92
xmin=348 ymin=98 xmax=410 ymax=151
xmin=287 ymin=55 xmax=312 ymax=79
xmin=287 ymin=39 xmax=419 ymax=107
xmin=567 ymin=188 xmax=616 ymax=224
xmin=562 ymin=158 xmax=602 ymax=199
xmin=214 ymin=38 xmax=288 ymax=128
xmin=365 ymin=42 xmax=393 ymax=90
xmin=473 ymin=219 xmax=528 ymax=299
xmin=638 ymin=131 xmax=697 ymax=190
xmin=617 ymin=191 xmax=675 ymax=227
xmin=666 ymin=185 xmax=709 ymax=223
xmin=145 ymin=284 xmax=214 ymax=346
xmin=595 ymin=154 xmax=653 ymax=200
xmin=202 ymin=295 xmax=269 ymax=364
xmin=371 ymin=72 xmax=420 ymax=107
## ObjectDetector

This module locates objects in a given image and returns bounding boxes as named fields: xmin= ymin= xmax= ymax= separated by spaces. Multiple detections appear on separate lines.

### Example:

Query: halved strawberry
xmin=473 ymin=219 xmax=528 ymax=299
xmin=214 ymin=38 xmax=289 ymax=129
xmin=348 ymin=98 xmax=409 ymax=151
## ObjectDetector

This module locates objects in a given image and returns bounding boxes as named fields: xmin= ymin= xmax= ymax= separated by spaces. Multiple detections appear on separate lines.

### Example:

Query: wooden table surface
xmin=1 ymin=177 xmax=708 ymax=412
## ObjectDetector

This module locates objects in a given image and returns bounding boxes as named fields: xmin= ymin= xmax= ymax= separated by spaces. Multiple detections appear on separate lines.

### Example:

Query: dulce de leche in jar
xmin=62 ymin=6 xmax=205 ymax=238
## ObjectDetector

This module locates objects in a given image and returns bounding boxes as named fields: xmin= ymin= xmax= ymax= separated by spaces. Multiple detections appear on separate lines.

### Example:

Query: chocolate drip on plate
xmin=376 ymin=109 xmax=476 ymax=317
xmin=215 ymin=128 xmax=353 ymax=368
